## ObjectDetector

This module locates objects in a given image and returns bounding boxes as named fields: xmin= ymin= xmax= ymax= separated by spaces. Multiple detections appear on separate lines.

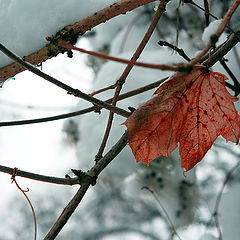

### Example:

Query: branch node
xmin=177 ymin=64 xmax=193 ymax=74
xmin=71 ymin=169 xmax=97 ymax=186
xmin=210 ymin=34 xmax=219 ymax=48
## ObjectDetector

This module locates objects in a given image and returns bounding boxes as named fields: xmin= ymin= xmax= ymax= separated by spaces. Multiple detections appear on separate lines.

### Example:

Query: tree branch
xmin=0 ymin=77 xmax=167 ymax=127
xmin=58 ymin=40 xmax=178 ymax=71
xmin=0 ymin=165 xmax=79 ymax=185
xmin=44 ymin=131 xmax=128 ymax=239
xmin=187 ymin=0 xmax=239 ymax=67
xmin=201 ymin=30 xmax=240 ymax=67
xmin=0 ymin=0 xmax=157 ymax=82
xmin=0 ymin=43 xmax=131 ymax=118
xmin=95 ymin=0 xmax=169 ymax=161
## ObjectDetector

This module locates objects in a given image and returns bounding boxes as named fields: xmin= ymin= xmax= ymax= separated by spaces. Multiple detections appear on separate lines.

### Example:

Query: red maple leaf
xmin=123 ymin=66 xmax=240 ymax=171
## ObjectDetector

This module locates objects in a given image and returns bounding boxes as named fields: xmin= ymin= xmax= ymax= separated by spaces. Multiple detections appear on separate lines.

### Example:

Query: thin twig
xmin=233 ymin=47 xmax=240 ymax=71
xmin=176 ymin=0 xmax=182 ymax=47
xmin=158 ymin=40 xmax=191 ymax=61
xmin=144 ymin=4 xmax=165 ymax=39
xmin=118 ymin=13 xmax=144 ymax=53
xmin=58 ymin=40 xmax=178 ymax=71
xmin=187 ymin=0 xmax=239 ymax=67
xmin=142 ymin=186 xmax=182 ymax=240
xmin=219 ymin=58 xmax=240 ymax=96
xmin=0 ymin=43 xmax=131 ymax=118
xmin=213 ymin=161 xmax=240 ymax=240
xmin=201 ymin=30 xmax=240 ymax=67
xmin=95 ymin=0 xmax=168 ymax=161
xmin=0 ymin=0 xmax=157 ymax=82
xmin=0 ymin=77 xmax=167 ymax=127
xmin=0 ymin=28 xmax=238 ymax=128
xmin=89 ymin=83 xmax=117 ymax=96
xmin=11 ymin=168 xmax=37 ymax=240
xmin=189 ymin=0 xmax=234 ymax=32
xmin=0 ymin=165 xmax=79 ymax=185
xmin=204 ymin=0 xmax=210 ymax=26
xmin=44 ymin=131 xmax=128 ymax=239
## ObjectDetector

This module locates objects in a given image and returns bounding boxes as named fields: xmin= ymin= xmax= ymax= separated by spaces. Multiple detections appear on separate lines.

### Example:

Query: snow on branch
xmin=0 ymin=0 xmax=157 ymax=82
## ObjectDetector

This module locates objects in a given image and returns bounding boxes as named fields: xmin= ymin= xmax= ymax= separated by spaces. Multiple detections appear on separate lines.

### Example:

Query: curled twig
xmin=11 ymin=168 xmax=37 ymax=240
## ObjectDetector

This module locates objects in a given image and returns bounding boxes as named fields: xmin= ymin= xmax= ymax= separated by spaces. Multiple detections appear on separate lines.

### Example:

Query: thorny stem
xmin=0 ymin=43 xmax=131 ymax=118
xmin=0 ymin=77 xmax=167 ymax=127
xmin=95 ymin=0 xmax=169 ymax=161
xmin=44 ymin=131 xmax=128 ymax=240
xmin=0 ymin=0 xmax=158 ymax=82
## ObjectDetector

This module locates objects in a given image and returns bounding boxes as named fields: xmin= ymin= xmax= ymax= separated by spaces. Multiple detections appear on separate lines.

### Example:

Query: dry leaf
xmin=123 ymin=66 xmax=240 ymax=171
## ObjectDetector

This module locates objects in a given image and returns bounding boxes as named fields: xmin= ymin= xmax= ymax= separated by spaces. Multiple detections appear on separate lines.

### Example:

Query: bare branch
xmin=44 ymin=131 xmax=128 ymax=239
xmin=188 ymin=0 xmax=240 ymax=67
xmin=0 ymin=0 xmax=157 ymax=82
xmin=204 ymin=0 xmax=210 ymax=26
xmin=201 ymin=30 xmax=240 ymax=67
xmin=96 ymin=0 xmax=169 ymax=161
xmin=0 ymin=43 xmax=131 ymax=118
xmin=58 ymin=40 xmax=178 ymax=71
xmin=0 ymin=165 xmax=79 ymax=185
xmin=158 ymin=40 xmax=191 ymax=61
xmin=219 ymin=59 xmax=240 ymax=96
xmin=0 ymin=77 xmax=167 ymax=127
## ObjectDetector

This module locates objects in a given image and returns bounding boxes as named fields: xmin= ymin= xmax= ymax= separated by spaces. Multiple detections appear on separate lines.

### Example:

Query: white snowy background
xmin=0 ymin=0 xmax=239 ymax=239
